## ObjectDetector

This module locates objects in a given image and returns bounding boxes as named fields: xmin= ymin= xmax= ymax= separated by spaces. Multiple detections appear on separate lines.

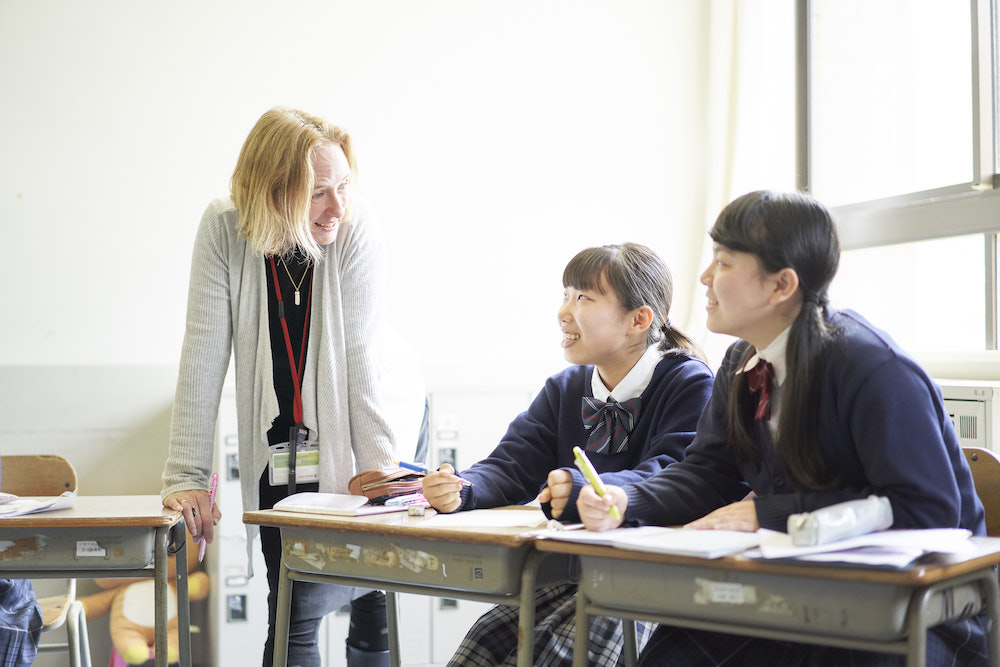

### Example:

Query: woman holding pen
xmin=422 ymin=243 xmax=714 ymax=666
xmin=578 ymin=190 xmax=988 ymax=666
xmin=160 ymin=108 xmax=399 ymax=667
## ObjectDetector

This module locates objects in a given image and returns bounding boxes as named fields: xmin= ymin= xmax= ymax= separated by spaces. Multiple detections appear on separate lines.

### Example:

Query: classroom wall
xmin=0 ymin=0 xmax=711 ymax=387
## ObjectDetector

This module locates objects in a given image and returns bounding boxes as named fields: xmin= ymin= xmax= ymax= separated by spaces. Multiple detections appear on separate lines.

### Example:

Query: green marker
xmin=573 ymin=446 xmax=621 ymax=520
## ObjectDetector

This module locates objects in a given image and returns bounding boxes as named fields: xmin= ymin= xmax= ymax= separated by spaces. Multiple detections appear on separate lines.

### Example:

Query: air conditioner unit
xmin=936 ymin=379 xmax=1000 ymax=454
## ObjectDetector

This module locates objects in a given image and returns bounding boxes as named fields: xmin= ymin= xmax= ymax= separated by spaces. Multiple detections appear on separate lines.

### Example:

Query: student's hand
xmin=684 ymin=500 xmax=759 ymax=532
xmin=536 ymin=469 xmax=574 ymax=519
xmin=420 ymin=464 xmax=464 ymax=513
xmin=164 ymin=490 xmax=221 ymax=543
xmin=577 ymin=484 xmax=627 ymax=531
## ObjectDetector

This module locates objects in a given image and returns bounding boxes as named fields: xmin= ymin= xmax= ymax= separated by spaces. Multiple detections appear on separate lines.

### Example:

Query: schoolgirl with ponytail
xmin=579 ymin=191 xmax=989 ymax=666
xmin=423 ymin=242 xmax=714 ymax=666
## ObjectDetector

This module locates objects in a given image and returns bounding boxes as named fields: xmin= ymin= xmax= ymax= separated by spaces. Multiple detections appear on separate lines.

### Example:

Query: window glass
xmin=810 ymin=0 xmax=972 ymax=206
xmin=830 ymin=234 xmax=984 ymax=352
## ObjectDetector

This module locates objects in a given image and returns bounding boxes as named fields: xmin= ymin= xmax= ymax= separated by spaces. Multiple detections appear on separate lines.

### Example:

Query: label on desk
xmin=76 ymin=540 xmax=107 ymax=558
xmin=695 ymin=578 xmax=757 ymax=605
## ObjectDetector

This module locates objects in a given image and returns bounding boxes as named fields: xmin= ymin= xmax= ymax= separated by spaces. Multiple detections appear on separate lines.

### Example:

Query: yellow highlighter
xmin=572 ymin=446 xmax=621 ymax=520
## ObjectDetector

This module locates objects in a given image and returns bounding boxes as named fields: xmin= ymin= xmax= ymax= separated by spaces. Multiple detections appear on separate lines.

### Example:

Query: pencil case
xmin=348 ymin=466 xmax=425 ymax=503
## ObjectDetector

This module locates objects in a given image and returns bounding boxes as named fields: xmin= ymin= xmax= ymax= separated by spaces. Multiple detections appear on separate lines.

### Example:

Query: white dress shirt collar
xmin=591 ymin=344 xmax=662 ymax=402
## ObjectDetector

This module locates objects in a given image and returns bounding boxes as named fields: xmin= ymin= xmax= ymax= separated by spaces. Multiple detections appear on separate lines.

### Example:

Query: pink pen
xmin=198 ymin=472 xmax=218 ymax=563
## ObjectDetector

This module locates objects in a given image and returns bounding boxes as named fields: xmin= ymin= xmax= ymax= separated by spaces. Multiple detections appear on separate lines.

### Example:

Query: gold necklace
xmin=280 ymin=258 xmax=311 ymax=306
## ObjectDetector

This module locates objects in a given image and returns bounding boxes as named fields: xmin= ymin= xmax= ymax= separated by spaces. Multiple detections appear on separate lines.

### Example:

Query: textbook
xmin=537 ymin=525 xmax=761 ymax=559
xmin=273 ymin=492 xmax=429 ymax=517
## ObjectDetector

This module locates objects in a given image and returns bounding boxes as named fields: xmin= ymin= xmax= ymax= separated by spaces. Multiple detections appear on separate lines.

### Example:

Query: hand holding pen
xmin=413 ymin=462 xmax=472 ymax=514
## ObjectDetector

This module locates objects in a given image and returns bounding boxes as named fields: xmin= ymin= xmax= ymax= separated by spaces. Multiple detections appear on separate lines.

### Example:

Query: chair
xmin=0 ymin=454 xmax=92 ymax=667
xmin=962 ymin=447 xmax=1000 ymax=536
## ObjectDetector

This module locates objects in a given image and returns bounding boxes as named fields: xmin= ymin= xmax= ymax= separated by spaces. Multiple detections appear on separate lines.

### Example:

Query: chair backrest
xmin=963 ymin=447 xmax=1000 ymax=537
xmin=0 ymin=454 xmax=78 ymax=496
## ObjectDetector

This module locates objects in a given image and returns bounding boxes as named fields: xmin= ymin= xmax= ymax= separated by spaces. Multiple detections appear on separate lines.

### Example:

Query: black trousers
xmin=258 ymin=471 xmax=387 ymax=667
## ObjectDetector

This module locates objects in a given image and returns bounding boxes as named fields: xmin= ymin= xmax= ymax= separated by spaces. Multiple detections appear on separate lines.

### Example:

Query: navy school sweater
xmin=623 ymin=309 xmax=986 ymax=535
xmin=454 ymin=353 xmax=714 ymax=523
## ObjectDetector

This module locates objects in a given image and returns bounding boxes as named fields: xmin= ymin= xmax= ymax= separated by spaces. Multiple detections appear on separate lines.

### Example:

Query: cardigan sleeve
xmin=162 ymin=200 xmax=234 ymax=499
xmin=556 ymin=356 xmax=715 ymax=523
xmin=335 ymin=202 xmax=397 ymax=472
xmin=455 ymin=382 xmax=562 ymax=511
xmin=623 ymin=347 xmax=751 ymax=526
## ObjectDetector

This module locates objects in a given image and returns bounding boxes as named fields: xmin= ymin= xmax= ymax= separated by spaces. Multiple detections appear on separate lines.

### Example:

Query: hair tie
xmin=803 ymin=291 xmax=826 ymax=306
xmin=660 ymin=320 xmax=671 ymax=334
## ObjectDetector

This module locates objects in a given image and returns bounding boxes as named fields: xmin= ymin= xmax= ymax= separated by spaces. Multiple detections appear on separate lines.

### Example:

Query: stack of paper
xmin=751 ymin=527 xmax=974 ymax=567
xmin=0 ymin=491 xmax=76 ymax=517
xmin=536 ymin=525 xmax=760 ymax=558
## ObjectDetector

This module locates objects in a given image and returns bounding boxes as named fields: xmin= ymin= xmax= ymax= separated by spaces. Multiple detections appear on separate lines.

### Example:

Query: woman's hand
xmin=420 ymin=464 xmax=465 ymax=513
xmin=577 ymin=484 xmax=627 ymax=531
xmin=164 ymin=490 xmax=221 ymax=543
xmin=684 ymin=500 xmax=759 ymax=532
xmin=536 ymin=469 xmax=574 ymax=519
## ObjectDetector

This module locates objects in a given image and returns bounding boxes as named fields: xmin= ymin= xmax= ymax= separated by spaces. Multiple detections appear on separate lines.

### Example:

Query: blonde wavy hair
xmin=231 ymin=107 xmax=357 ymax=263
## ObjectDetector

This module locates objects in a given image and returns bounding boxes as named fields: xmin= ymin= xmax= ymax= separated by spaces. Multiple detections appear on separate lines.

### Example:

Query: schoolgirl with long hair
xmin=578 ymin=191 xmax=988 ymax=666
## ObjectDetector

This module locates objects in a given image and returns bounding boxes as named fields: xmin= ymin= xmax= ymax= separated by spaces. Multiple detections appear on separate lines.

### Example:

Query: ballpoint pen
xmin=396 ymin=460 xmax=473 ymax=487
xmin=573 ymin=446 xmax=621 ymax=520
xmin=199 ymin=472 xmax=218 ymax=563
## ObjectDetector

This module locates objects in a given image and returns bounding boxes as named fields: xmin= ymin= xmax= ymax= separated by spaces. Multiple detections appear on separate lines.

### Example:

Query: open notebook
xmin=273 ymin=492 xmax=428 ymax=517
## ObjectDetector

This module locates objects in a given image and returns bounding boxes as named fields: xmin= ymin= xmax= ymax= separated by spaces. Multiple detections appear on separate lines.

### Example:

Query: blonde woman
xmin=161 ymin=108 xmax=397 ymax=667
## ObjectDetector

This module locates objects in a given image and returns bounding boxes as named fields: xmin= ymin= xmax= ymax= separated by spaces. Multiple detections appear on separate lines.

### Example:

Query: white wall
xmin=0 ymin=0 xmax=711 ymax=390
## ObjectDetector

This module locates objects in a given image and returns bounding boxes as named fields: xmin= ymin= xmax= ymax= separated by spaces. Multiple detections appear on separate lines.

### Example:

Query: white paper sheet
xmin=418 ymin=508 xmax=550 ymax=528
xmin=0 ymin=491 xmax=77 ymax=517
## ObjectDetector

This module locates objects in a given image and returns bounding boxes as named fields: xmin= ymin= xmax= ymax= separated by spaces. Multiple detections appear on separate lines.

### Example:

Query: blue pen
xmin=397 ymin=461 xmax=473 ymax=487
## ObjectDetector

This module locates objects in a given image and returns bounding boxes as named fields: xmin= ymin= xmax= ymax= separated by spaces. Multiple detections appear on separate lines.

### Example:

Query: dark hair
xmin=563 ymin=243 xmax=706 ymax=362
xmin=711 ymin=190 xmax=840 ymax=489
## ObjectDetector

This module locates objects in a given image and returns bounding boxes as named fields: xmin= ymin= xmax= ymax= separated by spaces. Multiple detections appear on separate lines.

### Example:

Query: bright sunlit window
xmin=829 ymin=234 xmax=985 ymax=353
xmin=810 ymin=0 xmax=972 ymax=206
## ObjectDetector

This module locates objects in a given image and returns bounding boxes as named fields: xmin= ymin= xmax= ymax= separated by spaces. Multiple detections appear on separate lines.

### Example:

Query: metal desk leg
xmin=173 ymin=525 xmax=192 ymax=667
xmin=386 ymin=591 xmax=401 ymax=667
xmin=623 ymin=620 xmax=638 ymax=666
xmin=516 ymin=550 xmax=547 ymax=667
xmin=573 ymin=583 xmax=589 ymax=667
xmin=273 ymin=558 xmax=293 ymax=667
xmin=154 ymin=526 xmax=168 ymax=667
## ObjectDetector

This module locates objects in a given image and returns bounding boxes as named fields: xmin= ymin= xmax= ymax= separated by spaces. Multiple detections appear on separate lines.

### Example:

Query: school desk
xmin=534 ymin=537 xmax=1000 ymax=667
xmin=243 ymin=506 xmax=576 ymax=667
xmin=0 ymin=495 xmax=192 ymax=667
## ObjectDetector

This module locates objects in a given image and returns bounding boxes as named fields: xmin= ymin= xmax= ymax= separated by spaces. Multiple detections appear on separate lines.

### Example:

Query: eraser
xmin=408 ymin=505 xmax=426 ymax=517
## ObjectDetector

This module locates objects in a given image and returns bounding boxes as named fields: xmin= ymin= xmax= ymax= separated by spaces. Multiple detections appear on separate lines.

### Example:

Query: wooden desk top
xmin=243 ymin=506 xmax=545 ymax=548
xmin=0 ymin=495 xmax=182 ymax=528
xmin=536 ymin=535 xmax=1000 ymax=586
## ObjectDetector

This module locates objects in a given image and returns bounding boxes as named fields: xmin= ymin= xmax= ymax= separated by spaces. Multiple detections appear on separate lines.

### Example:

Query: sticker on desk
xmin=362 ymin=546 xmax=398 ymax=568
xmin=76 ymin=540 xmax=107 ymax=558
xmin=694 ymin=578 xmax=757 ymax=606
xmin=0 ymin=537 xmax=43 ymax=561
xmin=392 ymin=544 xmax=439 ymax=574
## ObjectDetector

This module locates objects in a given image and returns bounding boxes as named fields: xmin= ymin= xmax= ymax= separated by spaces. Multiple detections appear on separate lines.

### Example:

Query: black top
xmin=264 ymin=251 xmax=314 ymax=446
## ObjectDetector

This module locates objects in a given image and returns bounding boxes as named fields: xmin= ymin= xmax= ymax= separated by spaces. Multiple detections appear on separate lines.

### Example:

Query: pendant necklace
xmin=280 ymin=258 xmax=311 ymax=306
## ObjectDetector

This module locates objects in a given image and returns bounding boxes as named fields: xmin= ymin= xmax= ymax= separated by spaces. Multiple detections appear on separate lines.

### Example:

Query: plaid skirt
xmin=448 ymin=583 xmax=655 ymax=667
xmin=637 ymin=613 xmax=990 ymax=667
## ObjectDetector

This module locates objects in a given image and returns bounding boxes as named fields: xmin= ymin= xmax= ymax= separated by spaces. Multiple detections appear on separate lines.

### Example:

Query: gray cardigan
xmin=161 ymin=197 xmax=398 ymax=574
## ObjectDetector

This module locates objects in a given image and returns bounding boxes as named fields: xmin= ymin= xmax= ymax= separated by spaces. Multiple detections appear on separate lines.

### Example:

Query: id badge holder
xmin=268 ymin=426 xmax=320 ymax=486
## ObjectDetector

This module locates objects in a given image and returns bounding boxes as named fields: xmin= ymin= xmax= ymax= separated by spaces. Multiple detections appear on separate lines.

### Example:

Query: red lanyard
xmin=267 ymin=256 xmax=313 ymax=425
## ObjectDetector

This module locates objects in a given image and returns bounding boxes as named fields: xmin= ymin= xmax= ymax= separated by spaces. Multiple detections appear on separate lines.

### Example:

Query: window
xmin=800 ymin=0 xmax=1000 ymax=349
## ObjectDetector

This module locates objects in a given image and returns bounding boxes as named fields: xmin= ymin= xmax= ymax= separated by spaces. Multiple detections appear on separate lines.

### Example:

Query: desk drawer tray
xmin=0 ymin=527 xmax=155 ymax=570
xmin=280 ymin=527 xmax=530 ymax=595
xmin=580 ymin=556 xmax=943 ymax=642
